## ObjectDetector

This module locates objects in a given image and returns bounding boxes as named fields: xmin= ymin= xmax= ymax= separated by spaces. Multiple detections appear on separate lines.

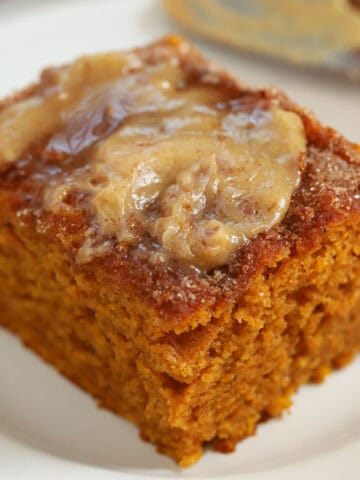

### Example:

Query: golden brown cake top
xmin=0 ymin=36 xmax=305 ymax=270
xmin=0 ymin=36 xmax=359 ymax=325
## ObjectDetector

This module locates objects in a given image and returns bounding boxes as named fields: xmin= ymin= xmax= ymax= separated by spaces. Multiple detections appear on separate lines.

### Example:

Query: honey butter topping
xmin=0 ymin=52 xmax=142 ymax=165
xmin=0 ymin=45 xmax=306 ymax=270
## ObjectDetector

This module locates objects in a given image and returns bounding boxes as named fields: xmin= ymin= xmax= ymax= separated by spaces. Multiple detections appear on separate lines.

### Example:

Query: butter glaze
xmin=0 ymin=41 xmax=306 ymax=270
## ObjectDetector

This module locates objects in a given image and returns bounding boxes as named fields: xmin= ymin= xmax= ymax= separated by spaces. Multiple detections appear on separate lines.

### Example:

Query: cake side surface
xmin=1 ymin=203 xmax=359 ymax=465
xmin=0 ymin=36 xmax=360 ymax=466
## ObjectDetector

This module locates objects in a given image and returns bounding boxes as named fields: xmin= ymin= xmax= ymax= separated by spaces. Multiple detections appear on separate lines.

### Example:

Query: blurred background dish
xmin=163 ymin=0 xmax=360 ymax=78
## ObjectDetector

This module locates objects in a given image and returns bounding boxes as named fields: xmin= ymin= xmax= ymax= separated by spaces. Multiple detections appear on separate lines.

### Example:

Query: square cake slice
xmin=0 ymin=36 xmax=359 ymax=466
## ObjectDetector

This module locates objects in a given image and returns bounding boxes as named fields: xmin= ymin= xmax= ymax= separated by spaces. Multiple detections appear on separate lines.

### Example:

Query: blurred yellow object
xmin=163 ymin=0 xmax=360 ymax=76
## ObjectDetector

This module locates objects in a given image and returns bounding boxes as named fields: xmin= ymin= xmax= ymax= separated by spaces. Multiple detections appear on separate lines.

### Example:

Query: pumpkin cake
xmin=0 ymin=36 xmax=359 ymax=466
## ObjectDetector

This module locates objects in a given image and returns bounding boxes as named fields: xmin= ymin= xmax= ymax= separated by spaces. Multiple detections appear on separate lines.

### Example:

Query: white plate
xmin=0 ymin=1 xmax=359 ymax=479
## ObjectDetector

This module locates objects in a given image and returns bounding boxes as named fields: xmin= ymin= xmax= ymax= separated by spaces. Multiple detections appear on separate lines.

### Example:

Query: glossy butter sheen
xmin=0 ymin=49 xmax=306 ymax=270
